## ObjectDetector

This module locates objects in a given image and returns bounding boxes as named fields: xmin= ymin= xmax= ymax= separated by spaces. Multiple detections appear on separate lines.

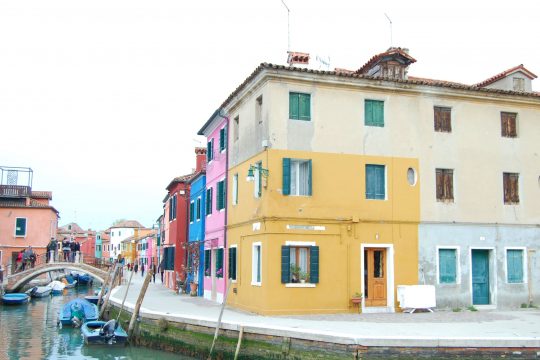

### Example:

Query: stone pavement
xmin=109 ymin=271 xmax=540 ymax=348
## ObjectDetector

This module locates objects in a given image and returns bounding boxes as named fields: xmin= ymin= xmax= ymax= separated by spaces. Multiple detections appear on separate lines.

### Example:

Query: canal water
xmin=0 ymin=283 xmax=194 ymax=360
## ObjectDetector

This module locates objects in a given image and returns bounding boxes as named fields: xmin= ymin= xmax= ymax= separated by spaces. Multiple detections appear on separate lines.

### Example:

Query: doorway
xmin=471 ymin=249 xmax=490 ymax=305
xmin=211 ymin=249 xmax=217 ymax=301
xmin=364 ymin=248 xmax=388 ymax=307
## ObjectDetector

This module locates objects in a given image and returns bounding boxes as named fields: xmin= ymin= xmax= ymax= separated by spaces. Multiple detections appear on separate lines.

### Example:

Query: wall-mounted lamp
xmin=246 ymin=164 xmax=269 ymax=182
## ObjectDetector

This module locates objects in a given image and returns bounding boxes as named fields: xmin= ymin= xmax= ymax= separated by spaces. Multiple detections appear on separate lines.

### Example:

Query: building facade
xmin=109 ymin=220 xmax=145 ymax=262
xmin=216 ymin=49 xmax=539 ymax=314
xmin=187 ymin=170 xmax=206 ymax=296
xmin=198 ymin=111 xmax=229 ymax=302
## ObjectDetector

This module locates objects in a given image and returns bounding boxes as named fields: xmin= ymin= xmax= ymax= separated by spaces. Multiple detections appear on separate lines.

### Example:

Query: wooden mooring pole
xmin=99 ymin=263 xmax=120 ymax=319
xmin=128 ymin=269 xmax=153 ymax=340
xmin=207 ymin=279 xmax=232 ymax=360
xmin=96 ymin=264 xmax=115 ymax=307
xmin=233 ymin=326 xmax=244 ymax=360
xmin=117 ymin=268 xmax=135 ymax=322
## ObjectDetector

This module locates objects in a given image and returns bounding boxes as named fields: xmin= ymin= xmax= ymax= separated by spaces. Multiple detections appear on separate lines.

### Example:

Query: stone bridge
xmin=5 ymin=262 xmax=109 ymax=292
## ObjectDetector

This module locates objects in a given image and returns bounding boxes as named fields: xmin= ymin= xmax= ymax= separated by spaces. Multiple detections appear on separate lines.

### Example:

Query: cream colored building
xmin=223 ymin=48 xmax=540 ymax=312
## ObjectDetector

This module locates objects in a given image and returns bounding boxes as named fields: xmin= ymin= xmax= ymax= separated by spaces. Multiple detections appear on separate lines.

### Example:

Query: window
xmin=436 ymin=169 xmax=454 ymax=202
xmin=438 ymin=248 xmax=457 ymax=284
xmin=189 ymin=201 xmax=195 ymax=223
xmin=216 ymin=248 xmax=224 ymax=278
xmin=407 ymin=167 xmax=417 ymax=186
xmin=207 ymin=139 xmax=214 ymax=162
xmin=434 ymin=106 xmax=452 ymax=132
xmin=216 ymin=180 xmax=226 ymax=210
xmin=365 ymin=164 xmax=386 ymax=200
xmin=252 ymin=243 xmax=262 ymax=285
xmin=206 ymin=188 xmax=213 ymax=215
xmin=233 ymin=116 xmax=239 ymax=142
xmin=506 ymin=249 xmax=524 ymax=283
xmin=219 ymin=126 xmax=227 ymax=152
xmin=513 ymin=78 xmax=525 ymax=92
xmin=365 ymin=99 xmax=384 ymax=127
xmin=204 ymin=249 xmax=211 ymax=276
xmin=232 ymin=174 xmax=238 ymax=205
xmin=111 ymin=231 xmax=114 ymax=237
xmin=254 ymin=162 xmax=262 ymax=198
xmin=281 ymin=244 xmax=319 ymax=284
xmin=501 ymin=112 xmax=517 ymax=138
xmin=228 ymin=246 xmax=237 ymax=281
xmin=503 ymin=172 xmax=519 ymax=204
xmin=289 ymin=92 xmax=311 ymax=121
xmin=169 ymin=195 xmax=177 ymax=220
xmin=119 ymin=231 xmax=121 ymax=237
xmin=282 ymin=158 xmax=312 ymax=196
xmin=196 ymin=197 xmax=201 ymax=221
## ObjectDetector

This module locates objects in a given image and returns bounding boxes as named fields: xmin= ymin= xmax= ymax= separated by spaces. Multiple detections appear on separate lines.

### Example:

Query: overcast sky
xmin=1 ymin=0 xmax=539 ymax=231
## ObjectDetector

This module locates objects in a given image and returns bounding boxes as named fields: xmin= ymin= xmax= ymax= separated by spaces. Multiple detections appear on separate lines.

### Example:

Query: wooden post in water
xmin=116 ymin=268 xmax=135 ymax=321
xmin=233 ymin=326 xmax=244 ymax=360
xmin=97 ymin=264 xmax=115 ymax=306
xmin=128 ymin=269 xmax=153 ymax=340
xmin=208 ymin=278 xmax=232 ymax=360
xmin=99 ymin=264 xmax=120 ymax=319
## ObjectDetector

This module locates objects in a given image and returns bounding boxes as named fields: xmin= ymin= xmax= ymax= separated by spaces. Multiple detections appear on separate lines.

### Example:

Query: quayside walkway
xmin=109 ymin=271 xmax=540 ymax=349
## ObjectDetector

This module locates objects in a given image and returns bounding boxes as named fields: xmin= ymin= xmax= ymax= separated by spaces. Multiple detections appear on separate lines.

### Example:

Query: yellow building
xmin=222 ymin=50 xmax=421 ymax=315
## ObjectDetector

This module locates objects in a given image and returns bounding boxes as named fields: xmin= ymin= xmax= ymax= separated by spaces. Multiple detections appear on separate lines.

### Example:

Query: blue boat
xmin=2 ymin=293 xmax=30 ymax=305
xmin=81 ymin=320 xmax=128 ymax=345
xmin=72 ymin=272 xmax=93 ymax=285
xmin=84 ymin=295 xmax=100 ymax=305
xmin=59 ymin=298 xmax=98 ymax=327
xmin=63 ymin=275 xmax=78 ymax=289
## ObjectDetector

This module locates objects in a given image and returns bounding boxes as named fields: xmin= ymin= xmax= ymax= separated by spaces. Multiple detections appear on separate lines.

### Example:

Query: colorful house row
xmin=166 ymin=48 xmax=540 ymax=314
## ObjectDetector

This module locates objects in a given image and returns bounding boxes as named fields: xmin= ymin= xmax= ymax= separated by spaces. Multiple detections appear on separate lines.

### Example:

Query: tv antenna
xmin=384 ymin=13 xmax=393 ymax=47
xmin=281 ymin=0 xmax=291 ymax=51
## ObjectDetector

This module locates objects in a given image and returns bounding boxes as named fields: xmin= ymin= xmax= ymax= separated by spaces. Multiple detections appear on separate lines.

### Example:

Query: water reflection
xmin=0 ymin=283 xmax=192 ymax=360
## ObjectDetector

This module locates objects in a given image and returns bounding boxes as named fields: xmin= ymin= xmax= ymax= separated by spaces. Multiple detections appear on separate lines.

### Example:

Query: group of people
xmin=15 ymin=246 xmax=36 ymax=272
xmin=61 ymin=238 xmax=81 ymax=262
xmin=124 ymin=261 xmax=160 ymax=283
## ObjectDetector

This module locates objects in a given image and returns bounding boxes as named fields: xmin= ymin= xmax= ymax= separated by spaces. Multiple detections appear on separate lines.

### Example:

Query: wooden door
xmin=472 ymin=250 xmax=490 ymax=305
xmin=364 ymin=248 xmax=387 ymax=307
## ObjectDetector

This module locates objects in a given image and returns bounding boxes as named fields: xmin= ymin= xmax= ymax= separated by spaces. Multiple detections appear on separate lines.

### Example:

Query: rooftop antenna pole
xmin=281 ymin=0 xmax=290 ymax=51
xmin=384 ymin=13 xmax=393 ymax=48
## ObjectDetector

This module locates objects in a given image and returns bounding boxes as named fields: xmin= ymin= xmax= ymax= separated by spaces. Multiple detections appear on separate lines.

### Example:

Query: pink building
xmin=136 ymin=231 xmax=157 ymax=268
xmin=0 ymin=167 xmax=59 ymax=271
xmin=198 ymin=110 xmax=228 ymax=302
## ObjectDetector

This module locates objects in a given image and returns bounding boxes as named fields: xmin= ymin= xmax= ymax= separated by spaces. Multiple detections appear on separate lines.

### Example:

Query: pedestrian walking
xmin=134 ymin=263 xmax=138 ymax=274
xmin=152 ymin=263 xmax=156 ymax=283
xmin=160 ymin=263 xmax=164 ymax=283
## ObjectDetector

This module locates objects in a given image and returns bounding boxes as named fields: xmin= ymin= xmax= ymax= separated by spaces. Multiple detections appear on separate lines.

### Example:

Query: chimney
xmin=287 ymin=51 xmax=310 ymax=67
xmin=195 ymin=147 xmax=207 ymax=173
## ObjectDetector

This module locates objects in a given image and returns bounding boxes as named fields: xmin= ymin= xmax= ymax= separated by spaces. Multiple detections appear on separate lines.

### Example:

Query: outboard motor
xmin=99 ymin=319 xmax=118 ymax=338
xmin=70 ymin=303 xmax=85 ymax=328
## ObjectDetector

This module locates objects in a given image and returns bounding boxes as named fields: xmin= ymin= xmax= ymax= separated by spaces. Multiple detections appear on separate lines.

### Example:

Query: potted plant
xmin=351 ymin=292 xmax=363 ymax=304
xmin=190 ymin=281 xmax=198 ymax=296
xmin=299 ymin=271 xmax=309 ymax=284
xmin=290 ymin=265 xmax=301 ymax=283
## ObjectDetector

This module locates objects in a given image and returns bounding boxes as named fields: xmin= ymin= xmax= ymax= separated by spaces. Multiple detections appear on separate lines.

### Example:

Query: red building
xmin=161 ymin=148 xmax=206 ymax=290
xmin=57 ymin=222 xmax=96 ymax=260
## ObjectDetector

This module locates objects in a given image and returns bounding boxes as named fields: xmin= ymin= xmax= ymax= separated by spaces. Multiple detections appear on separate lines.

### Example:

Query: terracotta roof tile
xmin=110 ymin=220 xmax=145 ymax=229
xmin=0 ymin=198 xmax=59 ymax=213
xmin=356 ymin=47 xmax=416 ymax=74
xmin=474 ymin=64 xmax=538 ymax=88
xmin=31 ymin=191 xmax=52 ymax=200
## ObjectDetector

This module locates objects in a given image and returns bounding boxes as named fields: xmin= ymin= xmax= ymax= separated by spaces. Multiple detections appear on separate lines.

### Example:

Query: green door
xmin=472 ymin=250 xmax=490 ymax=305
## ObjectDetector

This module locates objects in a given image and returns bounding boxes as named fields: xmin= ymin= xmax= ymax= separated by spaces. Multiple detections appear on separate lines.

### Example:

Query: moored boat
xmin=84 ymin=295 xmax=100 ymax=305
xmin=63 ymin=275 xmax=78 ymax=289
xmin=26 ymin=286 xmax=52 ymax=298
xmin=2 ymin=293 xmax=30 ymax=305
xmin=59 ymin=298 xmax=98 ymax=327
xmin=49 ymin=280 xmax=66 ymax=295
xmin=72 ymin=271 xmax=93 ymax=285
xmin=81 ymin=320 xmax=128 ymax=345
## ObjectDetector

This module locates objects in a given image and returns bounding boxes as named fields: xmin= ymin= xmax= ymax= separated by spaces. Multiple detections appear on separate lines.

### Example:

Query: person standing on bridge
xmin=16 ymin=250 xmax=23 ymax=272
xmin=62 ymin=238 xmax=70 ymax=262
xmin=69 ymin=239 xmax=76 ymax=263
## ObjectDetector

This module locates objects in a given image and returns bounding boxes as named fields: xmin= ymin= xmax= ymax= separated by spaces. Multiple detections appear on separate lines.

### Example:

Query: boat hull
xmin=84 ymin=296 xmax=100 ymax=305
xmin=2 ymin=293 xmax=30 ymax=305
xmin=27 ymin=286 xmax=52 ymax=298
xmin=81 ymin=321 xmax=128 ymax=345
xmin=59 ymin=298 xmax=99 ymax=326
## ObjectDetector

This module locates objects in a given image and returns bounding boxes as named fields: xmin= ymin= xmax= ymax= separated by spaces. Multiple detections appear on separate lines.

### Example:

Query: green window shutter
xmin=439 ymin=249 xmax=457 ymax=283
xmin=299 ymin=93 xmax=311 ymax=120
xmin=223 ymin=126 xmax=227 ymax=150
xmin=206 ymin=188 xmax=212 ymax=215
xmin=307 ymin=159 xmax=313 ymax=196
xmin=216 ymin=181 xmax=222 ymax=210
xmin=228 ymin=248 xmax=236 ymax=280
xmin=282 ymin=158 xmax=291 ymax=196
xmin=309 ymin=246 xmax=319 ymax=283
xmin=366 ymin=165 xmax=385 ymax=200
xmin=189 ymin=202 xmax=194 ymax=222
xmin=216 ymin=180 xmax=225 ymax=210
xmin=15 ymin=218 xmax=26 ymax=236
xmin=196 ymin=198 xmax=201 ymax=220
xmin=204 ymin=249 xmax=211 ymax=275
xmin=219 ymin=128 xmax=225 ymax=151
xmin=289 ymin=93 xmax=299 ymax=119
xmin=507 ymin=250 xmax=523 ymax=283
xmin=365 ymin=100 xmax=384 ymax=127
xmin=216 ymin=248 xmax=224 ymax=278
xmin=281 ymin=246 xmax=290 ymax=283
xmin=221 ymin=180 xmax=226 ymax=210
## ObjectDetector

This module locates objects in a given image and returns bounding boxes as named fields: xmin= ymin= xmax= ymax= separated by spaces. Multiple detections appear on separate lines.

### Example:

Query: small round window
xmin=407 ymin=168 xmax=417 ymax=186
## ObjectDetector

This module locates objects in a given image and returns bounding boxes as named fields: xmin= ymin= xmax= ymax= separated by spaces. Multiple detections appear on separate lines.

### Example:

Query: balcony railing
xmin=0 ymin=185 xmax=30 ymax=197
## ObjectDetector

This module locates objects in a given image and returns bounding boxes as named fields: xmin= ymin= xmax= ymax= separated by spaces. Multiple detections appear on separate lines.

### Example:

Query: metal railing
xmin=0 ymin=185 xmax=31 ymax=197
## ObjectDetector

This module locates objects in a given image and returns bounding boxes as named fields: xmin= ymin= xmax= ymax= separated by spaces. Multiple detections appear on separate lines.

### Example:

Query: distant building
xmin=109 ymin=220 xmax=145 ymax=261
xmin=0 ymin=166 xmax=59 ymax=270
xmin=57 ymin=222 xmax=95 ymax=260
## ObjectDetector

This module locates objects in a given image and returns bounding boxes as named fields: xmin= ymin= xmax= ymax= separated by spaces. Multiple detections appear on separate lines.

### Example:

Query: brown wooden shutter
xmin=434 ymin=108 xmax=441 ymax=131
xmin=446 ymin=170 xmax=454 ymax=200
xmin=503 ymin=173 xmax=510 ymax=203
xmin=510 ymin=174 xmax=519 ymax=203
xmin=436 ymin=169 xmax=443 ymax=200
xmin=442 ymin=109 xmax=451 ymax=132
